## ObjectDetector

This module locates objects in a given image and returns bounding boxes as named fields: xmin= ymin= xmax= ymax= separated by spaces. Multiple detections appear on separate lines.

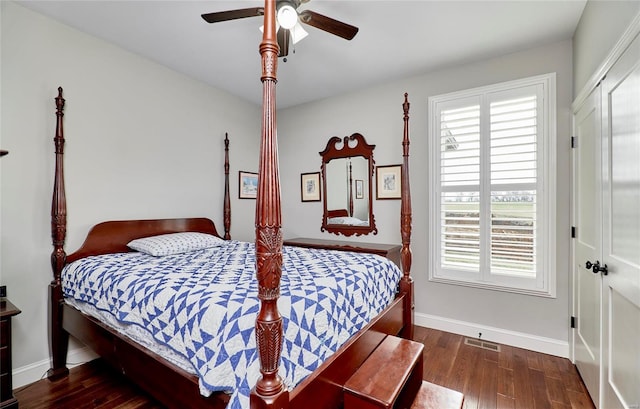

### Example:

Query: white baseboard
xmin=13 ymin=347 xmax=99 ymax=389
xmin=415 ymin=312 xmax=570 ymax=358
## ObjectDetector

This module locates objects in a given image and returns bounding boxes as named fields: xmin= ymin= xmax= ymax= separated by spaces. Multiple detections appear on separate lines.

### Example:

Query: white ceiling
xmin=17 ymin=0 xmax=586 ymax=108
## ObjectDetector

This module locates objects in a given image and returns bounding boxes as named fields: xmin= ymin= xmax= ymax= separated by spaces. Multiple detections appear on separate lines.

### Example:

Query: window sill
xmin=428 ymin=275 xmax=555 ymax=298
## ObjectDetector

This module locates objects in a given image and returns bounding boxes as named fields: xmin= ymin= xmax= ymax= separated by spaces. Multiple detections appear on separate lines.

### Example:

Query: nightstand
xmin=1 ymin=299 xmax=21 ymax=409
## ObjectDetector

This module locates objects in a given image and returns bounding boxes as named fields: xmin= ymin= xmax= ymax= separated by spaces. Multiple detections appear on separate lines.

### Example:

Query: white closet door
xmin=601 ymin=31 xmax=640 ymax=409
xmin=573 ymin=85 xmax=603 ymax=408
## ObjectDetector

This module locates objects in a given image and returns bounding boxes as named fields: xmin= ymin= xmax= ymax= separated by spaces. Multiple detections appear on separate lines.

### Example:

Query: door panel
xmin=601 ymin=31 xmax=640 ymax=409
xmin=573 ymin=85 xmax=602 ymax=407
xmin=609 ymin=55 xmax=640 ymax=267
xmin=608 ymin=289 xmax=640 ymax=408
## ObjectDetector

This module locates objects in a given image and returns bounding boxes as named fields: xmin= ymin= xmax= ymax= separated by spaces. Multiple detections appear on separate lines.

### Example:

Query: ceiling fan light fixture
xmin=277 ymin=4 xmax=298 ymax=30
xmin=291 ymin=22 xmax=308 ymax=44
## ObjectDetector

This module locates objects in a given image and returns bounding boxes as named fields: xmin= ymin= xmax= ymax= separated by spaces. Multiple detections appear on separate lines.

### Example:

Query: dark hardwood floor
xmin=413 ymin=327 xmax=595 ymax=409
xmin=14 ymin=327 xmax=595 ymax=409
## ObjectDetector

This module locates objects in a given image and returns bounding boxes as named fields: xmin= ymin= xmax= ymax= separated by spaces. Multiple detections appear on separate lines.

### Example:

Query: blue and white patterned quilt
xmin=62 ymin=240 xmax=402 ymax=409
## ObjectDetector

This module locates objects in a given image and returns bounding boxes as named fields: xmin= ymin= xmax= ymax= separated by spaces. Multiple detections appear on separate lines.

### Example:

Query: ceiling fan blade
xmin=201 ymin=7 xmax=264 ymax=24
xmin=299 ymin=10 xmax=358 ymax=40
xmin=277 ymin=28 xmax=290 ymax=57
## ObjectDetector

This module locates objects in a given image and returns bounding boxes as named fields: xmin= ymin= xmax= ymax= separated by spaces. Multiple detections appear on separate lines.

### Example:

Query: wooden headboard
xmin=65 ymin=218 xmax=221 ymax=264
xmin=327 ymin=209 xmax=349 ymax=218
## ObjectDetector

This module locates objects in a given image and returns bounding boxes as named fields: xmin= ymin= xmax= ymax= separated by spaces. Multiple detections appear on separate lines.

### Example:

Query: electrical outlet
xmin=0 ymin=285 xmax=6 ymax=297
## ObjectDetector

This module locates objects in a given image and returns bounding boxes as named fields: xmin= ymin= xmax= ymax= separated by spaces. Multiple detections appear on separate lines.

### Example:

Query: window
xmin=428 ymin=74 xmax=556 ymax=297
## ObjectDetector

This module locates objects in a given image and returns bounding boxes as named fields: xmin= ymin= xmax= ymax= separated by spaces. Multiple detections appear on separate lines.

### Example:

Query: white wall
xmin=279 ymin=40 xmax=574 ymax=355
xmin=573 ymin=0 xmax=640 ymax=97
xmin=0 ymin=1 xmax=261 ymax=380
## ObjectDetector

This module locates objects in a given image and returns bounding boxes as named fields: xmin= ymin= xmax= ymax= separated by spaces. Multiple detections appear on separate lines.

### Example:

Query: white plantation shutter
xmin=429 ymin=74 xmax=556 ymax=297
xmin=440 ymin=103 xmax=481 ymax=272
xmin=489 ymin=92 xmax=538 ymax=278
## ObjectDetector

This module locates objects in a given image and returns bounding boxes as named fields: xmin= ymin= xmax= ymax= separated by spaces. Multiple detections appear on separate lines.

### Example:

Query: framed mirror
xmin=320 ymin=133 xmax=377 ymax=236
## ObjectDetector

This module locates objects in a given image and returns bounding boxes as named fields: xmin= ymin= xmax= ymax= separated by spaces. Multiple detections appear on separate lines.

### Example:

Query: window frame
xmin=427 ymin=73 xmax=557 ymax=297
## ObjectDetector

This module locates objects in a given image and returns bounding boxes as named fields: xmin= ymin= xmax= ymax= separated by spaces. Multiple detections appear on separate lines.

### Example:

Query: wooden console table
xmin=283 ymin=237 xmax=402 ymax=268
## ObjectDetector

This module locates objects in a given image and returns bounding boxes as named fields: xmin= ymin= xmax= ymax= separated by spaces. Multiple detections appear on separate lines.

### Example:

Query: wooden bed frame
xmin=326 ymin=209 xmax=349 ymax=218
xmin=47 ymin=2 xmax=414 ymax=408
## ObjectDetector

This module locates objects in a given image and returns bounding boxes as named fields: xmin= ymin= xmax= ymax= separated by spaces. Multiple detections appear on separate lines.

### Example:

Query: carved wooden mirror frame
xmin=320 ymin=133 xmax=377 ymax=236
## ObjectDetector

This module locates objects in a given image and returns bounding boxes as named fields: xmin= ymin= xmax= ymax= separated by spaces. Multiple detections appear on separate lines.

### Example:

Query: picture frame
xmin=376 ymin=164 xmax=402 ymax=200
xmin=301 ymin=172 xmax=321 ymax=202
xmin=355 ymin=179 xmax=364 ymax=199
xmin=239 ymin=171 xmax=258 ymax=199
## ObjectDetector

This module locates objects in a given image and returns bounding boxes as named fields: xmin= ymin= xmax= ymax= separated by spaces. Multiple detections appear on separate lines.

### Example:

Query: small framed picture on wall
xmin=239 ymin=171 xmax=258 ymax=199
xmin=376 ymin=165 xmax=402 ymax=199
xmin=301 ymin=172 xmax=321 ymax=202
xmin=355 ymin=179 xmax=364 ymax=199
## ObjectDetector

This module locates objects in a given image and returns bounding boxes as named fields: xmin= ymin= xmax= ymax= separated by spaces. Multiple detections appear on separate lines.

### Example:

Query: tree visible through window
xmin=428 ymin=74 xmax=556 ymax=296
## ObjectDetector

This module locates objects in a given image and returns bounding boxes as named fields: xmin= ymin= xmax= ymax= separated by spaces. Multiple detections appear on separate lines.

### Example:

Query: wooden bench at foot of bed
xmin=344 ymin=335 xmax=464 ymax=409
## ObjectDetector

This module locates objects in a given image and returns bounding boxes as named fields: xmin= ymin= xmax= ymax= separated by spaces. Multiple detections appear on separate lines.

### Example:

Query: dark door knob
xmin=592 ymin=260 xmax=608 ymax=275
xmin=587 ymin=260 xmax=609 ymax=275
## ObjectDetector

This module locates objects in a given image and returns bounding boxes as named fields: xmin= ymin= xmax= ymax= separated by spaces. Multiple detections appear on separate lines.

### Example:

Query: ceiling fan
xmin=201 ymin=0 xmax=359 ymax=58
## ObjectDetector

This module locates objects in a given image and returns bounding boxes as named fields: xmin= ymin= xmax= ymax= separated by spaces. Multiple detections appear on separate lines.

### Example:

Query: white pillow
xmin=127 ymin=232 xmax=225 ymax=256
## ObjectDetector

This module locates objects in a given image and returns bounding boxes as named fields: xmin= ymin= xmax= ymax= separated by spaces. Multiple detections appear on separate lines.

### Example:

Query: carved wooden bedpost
xmin=348 ymin=160 xmax=354 ymax=217
xmin=250 ymin=0 xmax=289 ymax=408
xmin=223 ymin=133 xmax=231 ymax=240
xmin=48 ymin=86 xmax=70 ymax=379
xmin=399 ymin=93 xmax=415 ymax=340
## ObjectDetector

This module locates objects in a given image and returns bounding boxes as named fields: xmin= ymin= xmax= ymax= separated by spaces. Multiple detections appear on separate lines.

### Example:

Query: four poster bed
xmin=47 ymin=1 xmax=415 ymax=408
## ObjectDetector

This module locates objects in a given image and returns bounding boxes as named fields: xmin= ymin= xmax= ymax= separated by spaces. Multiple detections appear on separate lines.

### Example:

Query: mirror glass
xmin=320 ymin=133 xmax=377 ymax=236
xmin=325 ymin=157 xmax=369 ymax=225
